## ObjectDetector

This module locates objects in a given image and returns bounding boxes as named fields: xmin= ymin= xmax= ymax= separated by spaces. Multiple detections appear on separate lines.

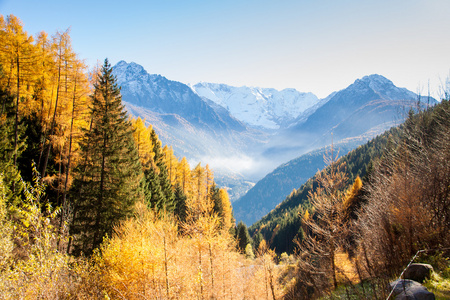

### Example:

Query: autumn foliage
xmin=1 ymin=14 xmax=449 ymax=300
xmin=0 ymin=15 xmax=283 ymax=299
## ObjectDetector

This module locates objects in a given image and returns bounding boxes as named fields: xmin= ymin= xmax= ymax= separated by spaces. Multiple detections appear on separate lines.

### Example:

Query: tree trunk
xmin=41 ymin=62 xmax=61 ymax=180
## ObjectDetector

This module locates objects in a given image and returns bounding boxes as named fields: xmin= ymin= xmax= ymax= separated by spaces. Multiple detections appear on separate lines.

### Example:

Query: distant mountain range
xmin=112 ymin=60 xmax=436 ymax=224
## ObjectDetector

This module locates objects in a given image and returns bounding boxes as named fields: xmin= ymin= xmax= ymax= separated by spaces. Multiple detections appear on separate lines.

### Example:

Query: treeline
xmin=0 ymin=15 xmax=289 ymax=299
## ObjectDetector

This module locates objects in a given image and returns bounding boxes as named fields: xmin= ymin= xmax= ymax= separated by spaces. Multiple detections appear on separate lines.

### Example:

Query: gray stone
xmin=395 ymin=285 xmax=435 ymax=300
xmin=404 ymin=263 xmax=434 ymax=283
xmin=389 ymin=279 xmax=435 ymax=300
xmin=390 ymin=279 xmax=422 ymax=296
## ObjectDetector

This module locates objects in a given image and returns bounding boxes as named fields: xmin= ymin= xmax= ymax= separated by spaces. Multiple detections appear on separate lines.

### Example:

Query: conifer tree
xmin=0 ymin=87 xmax=24 ymax=203
xmin=236 ymin=221 xmax=252 ymax=253
xmin=145 ymin=126 xmax=175 ymax=213
xmin=173 ymin=183 xmax=187 ymax=222
xmin=69 ymin=59 xmax=143 ymax=254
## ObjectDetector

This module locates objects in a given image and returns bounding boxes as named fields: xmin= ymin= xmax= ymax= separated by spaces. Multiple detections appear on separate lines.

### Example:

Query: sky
xmin=1 ymin=0 xmax=449 ymax=99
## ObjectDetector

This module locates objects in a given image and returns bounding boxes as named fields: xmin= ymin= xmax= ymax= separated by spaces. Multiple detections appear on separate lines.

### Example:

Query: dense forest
xmin=0 ymin=14 xmax=449 ymax=299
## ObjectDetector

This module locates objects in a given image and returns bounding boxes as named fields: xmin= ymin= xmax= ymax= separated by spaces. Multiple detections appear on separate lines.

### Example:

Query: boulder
xmin=390 ymin=279 xmax=422 ymax=295
xmin=395 ymin=284 xmax=435 ymax=300
xmin=389 ymin=279 xmax=435 ymax=300
xmin=404 ymin=263 xmax=434 ymax=283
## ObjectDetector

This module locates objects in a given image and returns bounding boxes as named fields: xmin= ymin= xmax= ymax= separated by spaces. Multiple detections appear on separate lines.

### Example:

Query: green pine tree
xmin=0 ymin=87 xmax=24 ymax=205
xmin=173 ymin=183 xmax=187 ymax=222
xmin=69 ymin=59 xmax=143 ymax=255
xmin=145 ymin=127 xmax=175 ymax=213
xmin=236 ymin=221 xmax=252 ymax=252
xmin=145 ymin=167 xmax=165 ymax=211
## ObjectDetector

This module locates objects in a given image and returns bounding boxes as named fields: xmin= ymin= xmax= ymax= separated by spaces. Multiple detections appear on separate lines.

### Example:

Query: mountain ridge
xmin=111 ymin=61 xmax=436 ymax=211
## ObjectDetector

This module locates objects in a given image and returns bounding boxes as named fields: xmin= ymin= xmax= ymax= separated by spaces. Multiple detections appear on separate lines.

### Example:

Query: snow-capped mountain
xmin=112 ymin=61 xmax=270 ymax=200
xmin=191 ymin=83 xmax=319 ymax=130
xmin=114 ymin=60 xmax=245 ymax=132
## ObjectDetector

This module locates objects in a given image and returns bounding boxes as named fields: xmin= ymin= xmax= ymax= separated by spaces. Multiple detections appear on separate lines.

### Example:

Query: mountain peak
xmin=347 ymin=74 xmax=417 ymax=101
xmin=113 ymin=60 xmax=146 ymax=76
xmin=361 ymin=74 xmax=391 ymax=83
xmin=360 ymin=74 xmax=395 ymax=91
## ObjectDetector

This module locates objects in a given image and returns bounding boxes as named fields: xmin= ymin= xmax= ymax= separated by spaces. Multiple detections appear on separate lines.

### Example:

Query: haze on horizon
xmin=1 ymin=0 xmax=449 ymax=99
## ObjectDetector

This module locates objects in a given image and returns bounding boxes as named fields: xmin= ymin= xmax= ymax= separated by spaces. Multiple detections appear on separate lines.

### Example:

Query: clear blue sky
xmin=1 ymin=0 xmax=449 ymax=98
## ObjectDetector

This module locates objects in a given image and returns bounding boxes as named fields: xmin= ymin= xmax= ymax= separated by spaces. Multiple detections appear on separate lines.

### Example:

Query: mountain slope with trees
xmin=249 ymin=125 xmax=403 ymax=254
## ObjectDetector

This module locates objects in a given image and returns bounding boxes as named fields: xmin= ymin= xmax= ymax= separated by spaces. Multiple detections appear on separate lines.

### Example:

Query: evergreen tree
xmin=173 ymin=183 xmax=187 ymax=222
xmin=0 ymin=87 xmax=24 ymax=204
xmin=236 ymin=221 xmax=252 ymax=252
xmin=69 ymin=59 xmax=143 ymax=255
xmin=210 ymin=184 xmax=233 ymax=230
xmin=145 ymin=167 xmax=165 ymax=211
xmin=145 ymin=127 xmax=175 ymax=213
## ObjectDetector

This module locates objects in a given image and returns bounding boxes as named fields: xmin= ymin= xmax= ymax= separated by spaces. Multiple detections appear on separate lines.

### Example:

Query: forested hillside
xmin=249 ymin=125 xmax=403 ymax=253
xmin=233 ymin=138 xmax=368 ymax=225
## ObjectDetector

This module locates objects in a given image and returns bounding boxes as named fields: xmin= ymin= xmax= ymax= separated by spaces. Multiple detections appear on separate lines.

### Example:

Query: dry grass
xmin=335 ymin=252 xmax=359 ymax=285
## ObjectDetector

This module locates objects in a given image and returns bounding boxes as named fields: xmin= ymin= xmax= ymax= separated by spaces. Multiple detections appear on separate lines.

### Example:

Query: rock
xmin=395 ymin=285 xmax=435 ymax=300
xmin=389 ymin=279 xmax=435 ymax=300
xmin=404 ymin=263 xmax=434 ymax=283
xmin=390 ymin=279 xmax=422 ymax=295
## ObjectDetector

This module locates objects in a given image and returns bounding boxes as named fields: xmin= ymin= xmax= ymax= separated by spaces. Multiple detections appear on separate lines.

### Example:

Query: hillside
xmin=249 ymin=125 xmax=403 ymax=254
xmin=232 ymin=138 xmax=367 ymax=225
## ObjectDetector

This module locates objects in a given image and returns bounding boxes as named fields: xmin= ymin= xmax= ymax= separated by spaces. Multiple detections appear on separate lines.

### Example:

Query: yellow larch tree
xmin=40 ymin=29 xmax=76 ymax=181
xmin=177 ymin=156 xmax=192 ymax=195
xmin=131 ymin=117 xmax=155 ymax=170
xmin=0 ymin=14 xmax=38 ymax=170
xmin=59 ymin=58 xmax=90 ymax=231
xmin=162 ymin=145 xmax=178 ymax=185
xmin=218 ymin=188 xmax=233 ymax=231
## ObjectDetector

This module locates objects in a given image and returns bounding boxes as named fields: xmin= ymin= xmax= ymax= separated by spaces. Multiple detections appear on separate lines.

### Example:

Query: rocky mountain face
xmin=114 ymin=61 xmax=246 ymax=132
xmin=261 ymin=75 xmax=436 ymax=164
xmin=289 ymin=74 xmax=418 ymax=134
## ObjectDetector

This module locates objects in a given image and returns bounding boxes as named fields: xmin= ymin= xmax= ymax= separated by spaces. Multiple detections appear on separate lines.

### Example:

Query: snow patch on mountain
xmin=191 ymin=83 xmax=320 ymax=129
